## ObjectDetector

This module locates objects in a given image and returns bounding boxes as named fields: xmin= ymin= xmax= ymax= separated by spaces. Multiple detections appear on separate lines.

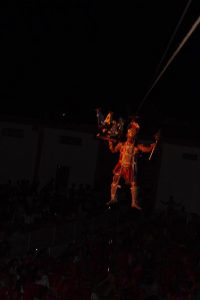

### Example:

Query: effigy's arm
xmin=137 ymin=143 xmax=155 ymax=153
xmin=137 ymin=129 xmax=161 ymax=157
xmin=108 ymin=140 xmax=122 ymax=153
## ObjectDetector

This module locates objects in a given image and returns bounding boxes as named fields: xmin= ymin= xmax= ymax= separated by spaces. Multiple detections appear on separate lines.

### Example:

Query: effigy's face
xmin=127 ymin=128 xmax=137 ymax=140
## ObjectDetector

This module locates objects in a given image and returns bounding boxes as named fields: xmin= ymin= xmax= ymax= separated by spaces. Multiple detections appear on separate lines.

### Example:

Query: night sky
xmin=0 ymin=0 xmax=199 ymax=127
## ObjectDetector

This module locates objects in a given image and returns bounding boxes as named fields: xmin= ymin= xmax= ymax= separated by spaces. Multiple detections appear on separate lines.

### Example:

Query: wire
xmin=153 ymin=0 xmax=192 ymax=78
xmin=136 ymin=14 xmax=200 ymax=114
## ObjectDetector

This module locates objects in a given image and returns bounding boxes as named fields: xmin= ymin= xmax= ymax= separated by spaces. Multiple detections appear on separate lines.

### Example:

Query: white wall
xmin=0 ymin=121 xmax=99 ymax=189
xmin=156 ymin=142 xmax=200 ymax=214
xmin=38 ymin=128 xmax=99 ymax=188
xmin=0 ymin=122 xmax=38 ymax=183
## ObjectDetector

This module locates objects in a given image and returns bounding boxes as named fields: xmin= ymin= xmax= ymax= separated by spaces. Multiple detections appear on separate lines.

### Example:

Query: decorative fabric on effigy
xmin=95 ymin=108 xmax=125 ymax=142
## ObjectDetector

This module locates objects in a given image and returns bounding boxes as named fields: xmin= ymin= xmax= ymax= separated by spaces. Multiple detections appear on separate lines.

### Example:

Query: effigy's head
xmin=126 ymin=119 xmax=140 ymax=139
xmin=127 ymin=128 xmax=138 ymax=139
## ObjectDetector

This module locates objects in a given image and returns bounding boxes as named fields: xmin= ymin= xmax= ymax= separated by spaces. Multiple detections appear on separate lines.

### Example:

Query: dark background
xmin=0 ymin=0 xmax=199 ymax=128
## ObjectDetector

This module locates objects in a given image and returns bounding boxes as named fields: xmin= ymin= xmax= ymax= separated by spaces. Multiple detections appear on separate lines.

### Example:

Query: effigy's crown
xmin=127 ymin=120 xmax=140 ymax=138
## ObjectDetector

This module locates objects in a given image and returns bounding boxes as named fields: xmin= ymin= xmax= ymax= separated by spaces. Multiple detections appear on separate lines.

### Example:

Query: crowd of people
xmin=0 ymin=178 xmax=200 ymax=299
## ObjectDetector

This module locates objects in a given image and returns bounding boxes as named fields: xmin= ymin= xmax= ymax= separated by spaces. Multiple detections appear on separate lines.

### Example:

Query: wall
xmin=156 ymin=141 xmax=200 ymax=214
xmin=39 ymin=127 xmax=99 ymax=188
xmin=0 ymin=120 xmax=99 ymax=189
xmin=0 ymin=122 xmax=38 ymax=183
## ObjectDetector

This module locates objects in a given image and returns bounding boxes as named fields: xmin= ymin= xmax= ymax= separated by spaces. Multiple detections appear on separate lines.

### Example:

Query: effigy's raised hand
xmin=154 ymin=129 xmax=161 ymax=142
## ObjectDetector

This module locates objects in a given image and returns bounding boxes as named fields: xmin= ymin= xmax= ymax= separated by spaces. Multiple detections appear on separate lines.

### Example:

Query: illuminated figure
xmin=107 ymin=118 xmax=159 ymax=209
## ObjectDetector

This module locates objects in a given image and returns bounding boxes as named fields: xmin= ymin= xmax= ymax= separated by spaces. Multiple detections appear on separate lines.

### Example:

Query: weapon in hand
xmin=149 ymin=129 xmax=161 ymax=160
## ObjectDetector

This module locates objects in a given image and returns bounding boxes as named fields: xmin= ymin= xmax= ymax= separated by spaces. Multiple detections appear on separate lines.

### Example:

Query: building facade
xmin=156 ymin=138 xmax=200 ymax=214
xmin=0 ymin=118 xmax=99 ymax=190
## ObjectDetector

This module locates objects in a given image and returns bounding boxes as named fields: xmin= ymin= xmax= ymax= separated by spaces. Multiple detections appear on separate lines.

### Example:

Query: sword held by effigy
xmin=149 ymin=129 xmax=161 ymax=160
xmin=149 ymin=140 xmax=158 ymax=160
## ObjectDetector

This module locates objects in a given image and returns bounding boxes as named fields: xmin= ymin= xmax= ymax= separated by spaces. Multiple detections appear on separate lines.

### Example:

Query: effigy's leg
xmin=130 ymin=181 xmax=141 ymax=209
xmin=107 ymin=174 xmax=121 ymax=205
